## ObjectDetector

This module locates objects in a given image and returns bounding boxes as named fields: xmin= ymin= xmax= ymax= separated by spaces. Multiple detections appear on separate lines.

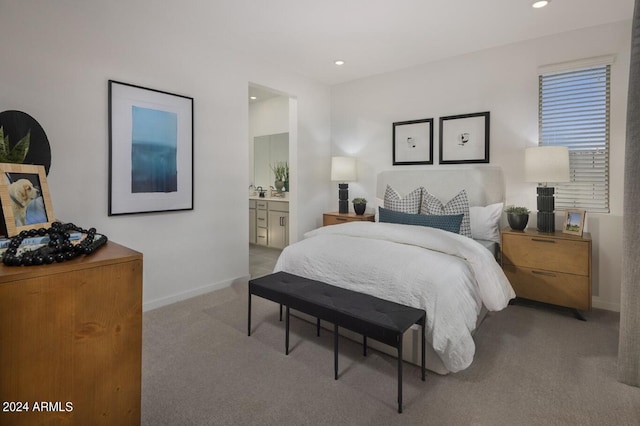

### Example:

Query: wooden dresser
xmin=323 ymin=212 xmax=375 ymax=226
xmin=0 ymin=241 xmax=143 ymax=425
xmin=501 ymin=229 xmax=591 ymax=313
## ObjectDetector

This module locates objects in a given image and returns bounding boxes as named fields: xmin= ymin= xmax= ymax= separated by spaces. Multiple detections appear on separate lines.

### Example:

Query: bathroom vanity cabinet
xmin=249 ymin=198 xmax=289 ymax=249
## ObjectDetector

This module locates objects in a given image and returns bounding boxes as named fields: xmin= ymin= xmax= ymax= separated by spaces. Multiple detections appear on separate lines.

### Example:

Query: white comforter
xmin=273 ymin=221 xmax=515 ymax=373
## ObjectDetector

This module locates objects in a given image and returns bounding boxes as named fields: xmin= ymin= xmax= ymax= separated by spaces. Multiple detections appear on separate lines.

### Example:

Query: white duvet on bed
xmin=273 ymin=221 xmax=515 ymax=373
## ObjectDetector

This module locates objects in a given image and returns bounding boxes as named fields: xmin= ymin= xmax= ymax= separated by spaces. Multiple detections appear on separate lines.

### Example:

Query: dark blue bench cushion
xmin=249 ymin=272 xmax=425 ymax=346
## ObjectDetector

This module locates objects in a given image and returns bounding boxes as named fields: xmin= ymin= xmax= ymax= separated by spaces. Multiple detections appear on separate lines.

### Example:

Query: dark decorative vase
xmin=353 ymin=203 xmax=366 ymax=215
xmin=507 ymin=213 xmax=529 ymax=231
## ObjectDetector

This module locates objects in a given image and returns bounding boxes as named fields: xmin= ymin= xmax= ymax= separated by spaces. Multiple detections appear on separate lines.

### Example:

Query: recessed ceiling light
xmin=532 ymin=0 xmax=550 ymax=8
xmin=250 ymin=96 xmax=257 ymax=100
xmin=334 ymin=60 xmax=345 ymax=66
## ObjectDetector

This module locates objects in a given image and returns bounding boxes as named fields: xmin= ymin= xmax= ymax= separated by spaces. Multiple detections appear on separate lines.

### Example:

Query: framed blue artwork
xmin=108 ymin=80 xmax=193 ymax=215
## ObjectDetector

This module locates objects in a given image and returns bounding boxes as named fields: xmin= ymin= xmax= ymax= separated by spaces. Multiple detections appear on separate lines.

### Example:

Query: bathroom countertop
xmin=249 ymin=195 xmax=289 ymax=202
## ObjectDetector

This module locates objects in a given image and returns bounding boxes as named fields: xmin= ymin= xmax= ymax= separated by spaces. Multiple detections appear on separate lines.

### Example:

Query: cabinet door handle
xmin=335 ymin=217 xmax=347 ymax=222
xmin=258 ymin=218 xmax=265 ymax=222
xmin=532 ymin=270 xmax=557 ymax=277
xmin=280 ymin=217 xmax=285 ymax=226
xmin=531 ymin=238 xmax=555 ymax=244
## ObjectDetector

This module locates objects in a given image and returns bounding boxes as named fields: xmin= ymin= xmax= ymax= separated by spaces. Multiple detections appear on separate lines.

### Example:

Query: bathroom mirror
xmin=253 ymin=132 xmax=288 ymax=190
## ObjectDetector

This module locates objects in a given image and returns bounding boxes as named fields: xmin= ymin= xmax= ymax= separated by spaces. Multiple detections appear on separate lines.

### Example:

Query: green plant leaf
xmin=0 ymin=127 xmax=8 ymax=162
xmin=504 ymin=205 xmax=530 ymax=214
xmin=7 ymin=130 xmax=30 ymax=163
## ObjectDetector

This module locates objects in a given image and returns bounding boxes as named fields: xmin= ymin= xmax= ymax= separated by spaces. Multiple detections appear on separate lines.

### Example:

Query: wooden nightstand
xmin=323 ymin=211 xmax=375 ymax=226
xmin=501 ymin=228 xmax=592 ymax=319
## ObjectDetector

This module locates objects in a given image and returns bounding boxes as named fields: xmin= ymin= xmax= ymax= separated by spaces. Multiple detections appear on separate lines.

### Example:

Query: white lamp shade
xmin=525 ymin=146 xmax=570 ymax=184
xmin=331 ymin=156 xmax=357 ymax=182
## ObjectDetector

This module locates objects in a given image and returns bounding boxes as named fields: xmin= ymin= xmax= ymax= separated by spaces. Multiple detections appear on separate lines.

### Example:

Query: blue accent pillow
xmin=378 ymin=207 xmax=463 ymax=234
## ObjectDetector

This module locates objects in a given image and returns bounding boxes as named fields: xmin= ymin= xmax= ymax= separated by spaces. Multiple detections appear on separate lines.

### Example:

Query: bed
xmin=273 ymin=167 xmax=515 ymax=374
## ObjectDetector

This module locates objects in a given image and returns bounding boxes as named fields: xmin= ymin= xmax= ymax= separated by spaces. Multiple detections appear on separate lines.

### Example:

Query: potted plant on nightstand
xmin=505 ymin=206 xmax=530 ymax=231
xmin=353 ymin=198 xmax=367 ymax=215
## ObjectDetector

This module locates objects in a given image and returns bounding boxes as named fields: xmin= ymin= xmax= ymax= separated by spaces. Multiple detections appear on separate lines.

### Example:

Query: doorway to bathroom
xmin=248 ymin=83 xmax=296 ymax=277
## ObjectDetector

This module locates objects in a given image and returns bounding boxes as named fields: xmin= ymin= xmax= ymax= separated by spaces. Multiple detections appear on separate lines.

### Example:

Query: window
xmin=538 ymin=63 xmax=611 ymax=213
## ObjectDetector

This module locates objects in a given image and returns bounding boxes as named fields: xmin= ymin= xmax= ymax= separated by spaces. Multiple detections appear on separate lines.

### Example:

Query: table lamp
xmin=525 ymin=146 xmax=570 ymax=232
xmin=331 ymin=156 xmax=357 ymax=214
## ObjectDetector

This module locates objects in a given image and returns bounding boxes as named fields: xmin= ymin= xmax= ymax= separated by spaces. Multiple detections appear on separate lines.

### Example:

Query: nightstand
xmin=323 ymin=211 xmax=375 ymax=226
xmin=501 ymin=228 xmax=592 ymax=319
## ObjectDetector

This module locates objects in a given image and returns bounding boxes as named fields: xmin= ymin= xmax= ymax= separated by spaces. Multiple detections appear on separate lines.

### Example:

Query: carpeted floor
xmin=141 ymin=280 xmax=640 ymax=425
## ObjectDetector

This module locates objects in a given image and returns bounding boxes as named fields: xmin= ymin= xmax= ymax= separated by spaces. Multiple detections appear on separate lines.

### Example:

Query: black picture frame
xmin=392 ymin=118 xmax=433 ymax=165
xmin=108 ymin=80 xmax=194 ymax=216
xmin=439 ymin=111 xmax=490 ymax=164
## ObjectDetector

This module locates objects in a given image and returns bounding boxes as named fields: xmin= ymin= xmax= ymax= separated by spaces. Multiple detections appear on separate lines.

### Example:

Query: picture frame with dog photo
xmin=0 ymin=163 xmax=55 ymax=237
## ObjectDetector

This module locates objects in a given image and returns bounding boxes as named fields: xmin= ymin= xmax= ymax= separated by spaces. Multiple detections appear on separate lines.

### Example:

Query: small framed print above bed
xmin=392 ymin=118 xmax=433 ymax=165
xmin=439 ymin=111 xmax=490 ymax=164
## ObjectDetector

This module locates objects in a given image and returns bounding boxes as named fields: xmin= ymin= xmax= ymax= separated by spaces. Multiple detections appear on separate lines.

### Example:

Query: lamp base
xmin=537 ymin=212 xmax=556 ymax=233
xmin=537 ymin=186 xmax=555 ymax=211
xmin=338 ymin=183 xmax=349 ymax=214
xmin=536 ymin=185 xmax=556 ymax=233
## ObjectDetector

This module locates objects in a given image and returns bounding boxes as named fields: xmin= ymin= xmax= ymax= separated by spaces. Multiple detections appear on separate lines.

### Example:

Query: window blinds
xmin=538 ymin=65 xmax=610 ymax=213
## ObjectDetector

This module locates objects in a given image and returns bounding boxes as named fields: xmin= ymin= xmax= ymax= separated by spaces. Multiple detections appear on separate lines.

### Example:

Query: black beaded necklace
xmin=2 ymin=222 xmax=108 ymax=267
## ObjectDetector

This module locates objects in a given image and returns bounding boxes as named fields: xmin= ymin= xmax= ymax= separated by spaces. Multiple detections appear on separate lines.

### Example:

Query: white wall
xmin=0 ymin=1 xmax=331 ymax=310
xmin=250 ymin=96 xmax=290 ymax=138
xmin=330 ymin=21 xmax=631 ymax=311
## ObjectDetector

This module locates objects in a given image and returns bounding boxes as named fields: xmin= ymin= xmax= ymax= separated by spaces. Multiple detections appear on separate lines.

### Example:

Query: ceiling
xmin=51 ymin=0 xmax=633 ymax=88
xmin=223 ymin=0 xmax=633 ymax=86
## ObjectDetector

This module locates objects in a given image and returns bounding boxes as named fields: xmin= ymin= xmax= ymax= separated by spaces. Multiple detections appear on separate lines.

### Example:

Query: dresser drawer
xmin=503 ymin=264 xmax=591 ymax=310
xmin=256 ymin=227 xmax=268 ymax=245
xmin=502 ymin=233 xmax=589 ymax=276
xmin=268 ymin=201 xmax=289 ymax=213
xmin=323 ymin=215 xmax=352 ymax=226
xmin=256 ymin=209 xmax=268 ymax=228
xmin=323 ymin=212 xmax=374 ymax=226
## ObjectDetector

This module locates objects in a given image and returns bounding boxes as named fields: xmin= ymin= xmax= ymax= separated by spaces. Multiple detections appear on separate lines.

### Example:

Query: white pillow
xmin=469 ymin=202 xmax=504 ymax=243
xmin=375 ymin=197 xmax=385 ymax=222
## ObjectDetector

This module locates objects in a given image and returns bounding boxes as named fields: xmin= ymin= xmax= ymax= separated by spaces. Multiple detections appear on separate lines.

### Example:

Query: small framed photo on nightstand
xmin=562 ymin=209 xmax=586 ymax=236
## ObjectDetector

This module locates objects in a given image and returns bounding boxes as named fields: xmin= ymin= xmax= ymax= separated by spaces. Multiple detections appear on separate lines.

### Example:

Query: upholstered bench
xmin=247 ymin=271 xmax=426 ymax=413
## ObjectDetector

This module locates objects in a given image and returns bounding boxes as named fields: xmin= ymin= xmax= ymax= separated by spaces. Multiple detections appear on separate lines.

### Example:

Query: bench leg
xmin=279 ymin=304 xmax=283 ymax=322
xmin=285 ymin=306 xmax=290 ymax=355
xmin=363 ymin=335 xmax=367 ymax=357
xmin=247 ymin=292 xmax=252 ymax=336
xmin=421 ymin=321 xmax=426 ymax=381
xmin=398 ymin=335 xmax=403 ymax=414
xmin=334 ymin=324 xmax=339 ymax=380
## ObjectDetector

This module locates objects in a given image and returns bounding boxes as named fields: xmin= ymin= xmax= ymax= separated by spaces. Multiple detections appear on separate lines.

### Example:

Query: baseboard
xmin=592 ymin=297 xmax=620 ymax=312
xmin=143 ymin=274 xmax=250 ymax=312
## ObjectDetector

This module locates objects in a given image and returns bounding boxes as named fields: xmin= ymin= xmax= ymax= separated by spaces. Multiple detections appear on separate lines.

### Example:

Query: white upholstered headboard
xmin=376 ymin=167 xmax=505 ymax=207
